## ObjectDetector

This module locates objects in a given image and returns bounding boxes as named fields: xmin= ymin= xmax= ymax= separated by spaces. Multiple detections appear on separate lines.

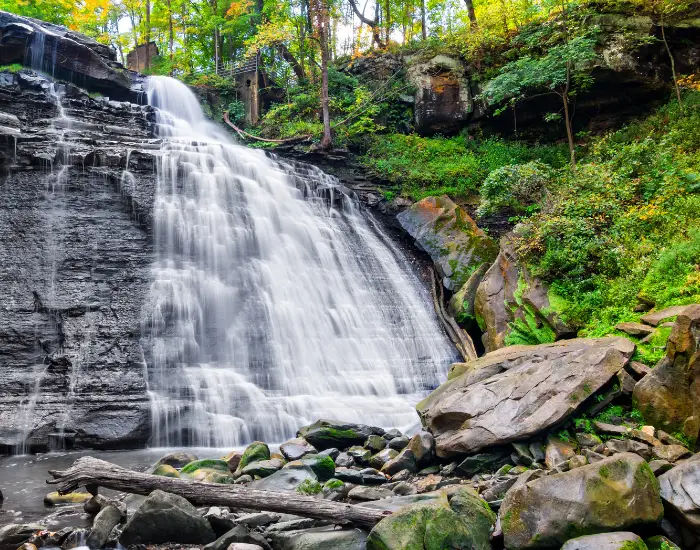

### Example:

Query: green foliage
xmin=574 ymin=416 xmax=595 ymax=433
xmin=514 ymin=91 xmax=700 ymax=337
xmin=477 ymin=161 xmax=552 ymax=218
xmin=633 ymin=325 xmax=672 ymax=366
xmin=296 ymin=479 xmax=323 ymax=495
xmin=362 ymin=134 xmax=566 ymax=200
xmin=227 ymin=99 xmax=246 ymax=124
xmin=0 ymin=64 xmax=23 ymax=73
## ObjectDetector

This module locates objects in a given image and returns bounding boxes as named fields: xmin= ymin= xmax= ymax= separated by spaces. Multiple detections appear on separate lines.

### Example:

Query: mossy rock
xmin=151 ymin=464 xmax=180 ymax=478
xmin=235 ymin=441 xmax=270 ymax=473
xmin=284 ymin=453 xmax=335 ymax=481
xmin=202 ymin=471 xmax=235 ymax=484
xmin=323 ymin=478 xmax=344 ymax=491
xmin=645 ymin=535 xmax=680 ymax=550
xmin=297 ymin=420 xmax=374 ymax=450
xmin=43 ymin=491 xmax=92 ymax=506
xmin=239 ymin=458 xmax=284 ymax=478
xmin=367 ymin=488 xmax=494 ymax=550
xmin=180 ymin=458 xmax=229 ymax=474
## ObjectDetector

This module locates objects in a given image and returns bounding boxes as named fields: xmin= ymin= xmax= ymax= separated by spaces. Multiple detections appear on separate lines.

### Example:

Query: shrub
xmin=477 ymin=161 xmax=552 ymax=218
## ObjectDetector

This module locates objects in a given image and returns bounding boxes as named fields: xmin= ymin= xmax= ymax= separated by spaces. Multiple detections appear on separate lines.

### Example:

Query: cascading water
xmin=144 ymin=76 xmax=458 ymax=447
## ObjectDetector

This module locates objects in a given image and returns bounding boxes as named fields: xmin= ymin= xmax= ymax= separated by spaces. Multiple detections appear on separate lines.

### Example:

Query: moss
xmin=236 ymin=441 xmax=270 ymax=472
xmin=619 ymin=541 xmax=649 ymax=550
xmin=323 ymin=478 xmax=344 ymax=490
xmin=504 ymin=301 xmax=557 ymax=346
xmin=0 ymin=64 xmax=23 ymax=73
xmin=152 ymin=463 xmax=180 ymax=478
xmin=180 ymin=458 xmax=229 ymax=474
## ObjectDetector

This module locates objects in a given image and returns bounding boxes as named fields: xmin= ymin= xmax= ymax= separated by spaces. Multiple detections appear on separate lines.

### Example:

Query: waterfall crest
xmin=144 ymin=76 xmax=457 ymax=447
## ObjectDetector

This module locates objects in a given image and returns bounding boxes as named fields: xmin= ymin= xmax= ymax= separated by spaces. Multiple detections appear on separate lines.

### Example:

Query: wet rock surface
xmin=0 ymin=68 xmax=157 ymax=451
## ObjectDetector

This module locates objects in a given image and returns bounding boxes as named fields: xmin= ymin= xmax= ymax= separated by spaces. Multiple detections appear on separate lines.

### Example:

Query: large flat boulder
xmin=561 ymin=532 xmax=647 ymax=550
xmin=474 ymin=236 xmax=575 ymax=352
xmin=658 ymin=453 xmax=700 ymax=535
xmin=633 ymin=304 xmax=700 ymax=446
xmin=268 ymin=526 xmax=366 ymax=550
xmin=417 ymin=337 xmax=634 ymax=456
xmin=397 ymin=196 xmax=498 ymax=291
xmin=500 ymin=453 xmax=663 ymax=549
xmin=297 ymin=420 xmax=383 ymax=450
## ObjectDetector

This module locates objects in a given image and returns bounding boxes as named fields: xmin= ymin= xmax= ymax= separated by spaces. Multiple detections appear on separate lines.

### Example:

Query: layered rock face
xmin=0 ymin=10 xmax=143 ymax=101
xmin=0 ymin=69 xmax=157 ymax=451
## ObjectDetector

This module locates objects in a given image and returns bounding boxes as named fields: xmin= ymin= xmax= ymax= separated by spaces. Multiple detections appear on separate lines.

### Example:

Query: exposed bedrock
xmin=0 ymin=68 xmax=158 ymax=451
xmin=0 ymin=10 xmax=143 ymax=102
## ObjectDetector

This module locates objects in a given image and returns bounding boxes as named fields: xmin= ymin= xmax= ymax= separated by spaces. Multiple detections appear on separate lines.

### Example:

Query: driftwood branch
xmin=47 ymin=456 xmax=389 ymax=529
xmin=223 ymin=112 xmax=311 ymax=144
xmin=429 ymin=268 xmax=478 ymax=361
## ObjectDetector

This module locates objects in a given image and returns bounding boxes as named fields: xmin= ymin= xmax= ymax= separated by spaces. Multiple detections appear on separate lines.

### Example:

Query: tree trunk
xmin=47 ymin=457 xmax=389 ymax=529
xmin=384 ymin=0 xmax=391 ymax=44
xmin=315 ymin=0 xmax=332 ymax=149
xmin=464 ymin=0 xmax=477 ymax=27
xmin=167 ymin=0 xmax=174 ymax=73
xmin=145 ymin=0 xmax=151 ymax=70
xmin=276 ymin=43 xmax=306 ymax=81
xmin=421 ymin=0 xmax=427 ymax=40
xmin=660 ymin=16 xmax=683 ymax=112
xmin=348 ymin=0 xmax=385 ymax=48
xmin=561 ymin=86 xmax=575 ymax=167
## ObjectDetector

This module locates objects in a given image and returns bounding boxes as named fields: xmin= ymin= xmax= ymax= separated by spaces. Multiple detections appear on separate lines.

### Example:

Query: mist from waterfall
xmin=144 ymin=75 xmax=457 ymax=447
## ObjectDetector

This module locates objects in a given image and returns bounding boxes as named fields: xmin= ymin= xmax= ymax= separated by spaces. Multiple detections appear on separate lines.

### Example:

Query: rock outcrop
xmin=0 ymin=69 xmax=157 ymax=451
xmin=500 ymin=453 xmax=663 ymax=549
xmin=474 ymin=236 xmax=574 ymax=352
xmin=0 ymin=10 xmax=142 ymax=101
xmin=406 ymin=54 xmax=473 ymax=136
xmin=633 ymin=304 xmax=700 ymax=446
xmin=417 ymin=337 xmax=635 ymax=456
xmin=658 ymin=453 xmax=700 ymax=536
xmin=397 ymin=195 xmax=498 ymax=291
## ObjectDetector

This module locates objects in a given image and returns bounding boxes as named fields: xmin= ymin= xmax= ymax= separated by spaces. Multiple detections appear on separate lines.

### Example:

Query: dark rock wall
xmin=0 ymin=70 xmax=157 ymax=451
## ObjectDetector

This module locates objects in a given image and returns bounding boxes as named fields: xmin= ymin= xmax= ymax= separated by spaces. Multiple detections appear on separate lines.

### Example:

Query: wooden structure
xmin=127 ymin=42 xmax=159 ymax=73
xmin=217 ymin=56 xmax=260 ymax=125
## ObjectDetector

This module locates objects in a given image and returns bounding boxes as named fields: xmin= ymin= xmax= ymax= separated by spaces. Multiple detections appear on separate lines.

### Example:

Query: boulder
xmin=43 ymin=491 xmax=92 ymax=505
xmin=268 ymin=526 xmax=367 ymax=550
xmin=406 ymin=55 xmax=472 ymax=136
xmin=641 ymin=305 xmax=693 ymax=326
xmin=615 ymin=322 xmax=655 ymax=336
xmin=86 ymin=504 xmax=122 ymax=549
xmin=499 ymin=453 xmax=663 ymax=549
xmin=119 ymin=490 xmax=216 ymax=545
xmin=645 ymin=535 xmax=681 ymax=550
xmin=381 ymin=448 xmax=417 ymax=475
xmin=239 ymin=458 xmax=284 ymax=478
xmin=457 ymin=450 xmax=510 ymax=476
xmin=151 ymin=463 xmax=180 ymax=477
xmin=236 ymin=442 xmax=271 ymax=473
xmin=658 ymin=453 xmax=700 ymax=534
xmin=651 ymin=444 xmax=691 ymax=462
xmin=297 ymin=420 xmax=381 ymax=450
xmin=280 ymin=438 xmax=317 ymax=461
xmin=418 ymin=337 xmax=635 ymax=456
xmin=407 ymin=431 xmax=434 ymax=467
xmin=365 ymin=434 xmax=387 ymax=452
xmin=634 ymin=305 xmax=700 ymax=446
xmin=250 ymin=466 xmax=317 ymax=492
xmin=156 ymin=451 xmax=199 ymax=469
xmin=388 ymin=436 xmax=409 ymax=451
xmin=203 ymin=525 xmax=271 ymax=550
xmin=474 ymin=236 xmax=575 ymax=352
xmin=369 ymin=448 xmax=398 ymax=469
xmin=367 ymin=488 xmax=495 ymax=550
xmin=348 ymin=486 xmax=394 ymax=501
xmin=396 ymin=195 xmax=498 ymax=291
xmin=181 ymin=458 xmax=230 ymax=475
xmin=561 ymin=532 xmax=647 ymax=549
xmin=283 ymin=454 xmax=335 ymax=480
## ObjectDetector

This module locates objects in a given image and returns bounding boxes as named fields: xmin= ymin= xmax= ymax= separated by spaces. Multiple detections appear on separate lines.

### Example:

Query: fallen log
xmin=47 ymin=456 xmax=389 ymax=529
xmin=223 ymin=112 xmax=311 ymax=144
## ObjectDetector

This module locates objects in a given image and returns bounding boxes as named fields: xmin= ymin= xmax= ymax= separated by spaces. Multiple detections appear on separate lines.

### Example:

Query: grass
xmin=0 ymin=63 xmax=23 ymax=73
xmin=361 ymin=133 xmax=567 ymax=200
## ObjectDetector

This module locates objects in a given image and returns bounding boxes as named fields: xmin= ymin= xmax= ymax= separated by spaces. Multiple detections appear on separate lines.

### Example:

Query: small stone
xmin=606 ymin=438 xmax=651 ymax=460
xmin=627 ymin=361 xmax=652 ymax=378
xmin=387 ymin=436 xmax=409 ymax=451
xmin=414 ymin=474 xmax=442 ymax=493
xmin=529 ymin=442 xmax=545 ymax=463
xmin=593 ymin=421 xmax=629 ymax=436
xmin=347 ymin=446 xmax=371 ymax=465
xmin=641 ymin=305 xmax=691 ymax=326
xmin=223 ymin=451 xmax=242 ymax=472
xmin=458 ymin=451 xmax=509 ymax=476
xmin=235 ymin=512 xmax=280 ymax=528
xmin=615 ymin=322 xmax=654 ymax=336
xmin=646 ymin=535 xmax=681 ymax=550
xmin=576 ymin=432 xmax=602 ymax=447
xmin=157 ymin=451 xmax=199 ymax=469
xmin=440 ymin=462 xmax=459 ymax=476
xmin=511 ymin=442 xmax=534 ymax=466
xmin=380 ymin=448 xmax=416 ymax=475
xmin=236 ymin=442 xmax=270 ymax=473
xmin=657 ymin=431 xmax=687 ymax=447
xmin=616 ymin=369 xmax=636 ymax=395
xmin=545 ymin=435 xmax=576 ymax=469
xmin=43 ymin=491 xmax=92 ymax=506
xmin=348 ymin=486 xmax=393 ymax=501
xmin=392 ymin=481 xmax=417 ymax=496
xmin=369 ymin=448 xmax=398 ymax=470
xmin=390 ymin=469 xmax=412 ymax=482
xmin=561 ymin=531 xmax=646 ymax=549
xmin=406 ymin=431 xmax=434 ymax=467
xmin=317 ymin=447 xmax=339 ymax=460
xmin=334 ymin=452 xmax=354 ymax=467
xmin=383 ymin=429 xmax=402 ymax=440
xmin=359 ymin=467 xmax=389 ymax=485
xmin=234 ymin=475 xmax=253 ymax=484
xmin=649 ymin=460 xmax=674 ymax=476
xmin=151 ymin=463 xmax=180 ymax=478
xmin=417 ymin=464 xmax=440 ymax=475
xmin=226 ymin=544 xmax=264 ymax=550
xmin=365 ymin=435 xmax=387 ymax=452
xmin=279 ymin=438 xmax=316 ymax=461
xmin=583 ymin=449 xmax=606 ymax=463
xmin=568 ymin=455 xmax=588 ymax=469
xmin=652 ymin=444 xmax=691 ymax=462
xmin=640 ymin=425 xmax=656 ymax=437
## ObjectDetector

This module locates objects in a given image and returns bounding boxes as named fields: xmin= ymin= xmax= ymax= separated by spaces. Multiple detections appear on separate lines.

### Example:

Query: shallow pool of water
xmin=0 ymin=447 xmax=231 ymax=528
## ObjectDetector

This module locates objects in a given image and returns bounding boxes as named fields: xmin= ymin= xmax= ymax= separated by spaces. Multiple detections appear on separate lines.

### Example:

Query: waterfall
xmin=143 ymin=76 xmax=457 ymax=447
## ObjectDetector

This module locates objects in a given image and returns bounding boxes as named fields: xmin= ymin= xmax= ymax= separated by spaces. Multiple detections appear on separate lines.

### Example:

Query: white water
xmin=144 ymin=76 xmax=457 ymax=447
